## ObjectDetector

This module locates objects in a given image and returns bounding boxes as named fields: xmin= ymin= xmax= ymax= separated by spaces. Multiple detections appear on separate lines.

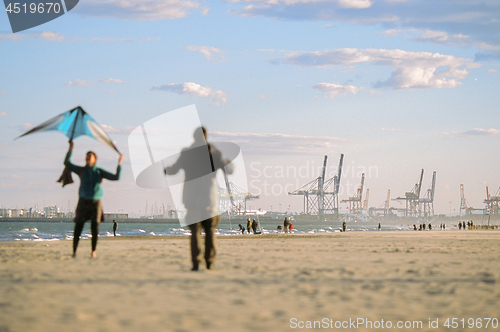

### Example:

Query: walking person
xmin=113 ymin=220 xmax=118 ymax=237
xmin=252 ymin=219 xmax=258 ymax=234
xmin=164 ymin=127 xmax=234 ymax=271
xmin=247 ymin=218 xmax=252 ymax=234
xmin=283 ymin=217 xmax=290 ymax=233
xmin=65 ymin=140 xmax=123 ymax=258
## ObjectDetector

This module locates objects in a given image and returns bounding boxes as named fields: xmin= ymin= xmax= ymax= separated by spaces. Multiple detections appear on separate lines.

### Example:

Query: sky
xmin=1 ymin=0 xmax=499 ymax=217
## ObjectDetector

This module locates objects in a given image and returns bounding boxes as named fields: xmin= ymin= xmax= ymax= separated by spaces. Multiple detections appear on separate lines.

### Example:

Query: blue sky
xmin=1 ymin=0 xmax=499 ymax=216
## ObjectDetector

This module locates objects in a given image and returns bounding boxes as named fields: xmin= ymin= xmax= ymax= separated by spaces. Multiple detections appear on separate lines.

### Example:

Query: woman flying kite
xmin=17 ymin=106 xmax=123 ymax=258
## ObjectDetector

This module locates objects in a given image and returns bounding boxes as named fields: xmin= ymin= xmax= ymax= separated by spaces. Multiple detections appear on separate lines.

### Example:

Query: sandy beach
xmin=1 ymin=231 xmax=499 ymax=331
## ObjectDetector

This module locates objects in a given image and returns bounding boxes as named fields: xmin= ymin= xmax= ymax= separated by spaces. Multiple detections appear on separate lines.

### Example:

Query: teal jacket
xmin=64 ymin=151 xmax=121 ymax=200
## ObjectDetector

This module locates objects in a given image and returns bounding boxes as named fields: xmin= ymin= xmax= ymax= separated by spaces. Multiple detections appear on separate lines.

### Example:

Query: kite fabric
xmin=16 ymin=106 xmax=120 ymax=187
xmin=17 ymin=106 xmax=120 ymax=153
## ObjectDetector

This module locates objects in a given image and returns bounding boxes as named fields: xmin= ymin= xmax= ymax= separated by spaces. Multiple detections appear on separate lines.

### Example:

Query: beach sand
xmin=1 ymin=231 xmax=499 ymax=331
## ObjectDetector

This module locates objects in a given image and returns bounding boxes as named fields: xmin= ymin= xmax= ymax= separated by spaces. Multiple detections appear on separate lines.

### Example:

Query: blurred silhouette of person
xmin=378 ymin=223 xmax=381 ymax=231
xmin=65 ymin=140 xmax=123 ymax=258
xmin=342 ymin=221 xmax=346 ymax=232
xmin=238 ymin=224 xmax=245 ymax=234
xmin=247 ymin=218 xmax=252 ymax=234
xmin=164 ymin=127 xmax=233 ymax=271
xmin=252 ymin=219 xmax=258 ymax=234
xmin=113 ymin=220 xmax=118 ymax=236
xmin=284 ymin=217 xmax=290 ymax=233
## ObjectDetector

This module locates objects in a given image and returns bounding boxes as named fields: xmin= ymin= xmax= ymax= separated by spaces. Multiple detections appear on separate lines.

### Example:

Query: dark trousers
xmin=73 ymin=198 xmax=102 ymax=253
xmin=188 ymin=215 xmax=220 ymax=269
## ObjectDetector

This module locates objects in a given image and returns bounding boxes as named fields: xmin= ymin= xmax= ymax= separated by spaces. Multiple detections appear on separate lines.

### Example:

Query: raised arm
xmin=100 ymin=153 xmax=123 ymax=181
xmin=64 ymin=141 xmax=84 ymax=174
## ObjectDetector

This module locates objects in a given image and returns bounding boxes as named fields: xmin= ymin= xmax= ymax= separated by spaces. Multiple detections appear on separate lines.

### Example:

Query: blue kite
xmin=16 ymin=106 xmax=120 ymax=186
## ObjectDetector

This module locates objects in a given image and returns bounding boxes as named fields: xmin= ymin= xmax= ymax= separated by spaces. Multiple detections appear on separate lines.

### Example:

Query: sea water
xmin=0 ymin=218 xmax=453 ymax=242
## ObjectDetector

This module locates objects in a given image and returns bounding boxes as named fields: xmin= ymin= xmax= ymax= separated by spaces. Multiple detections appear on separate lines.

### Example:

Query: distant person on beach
xmin=342 ymin=221 xmax=346 ymax=232
xmin=113 ymin=220 xmax=118 ymax=236
xmin=423 ymin=223 xmax=426 ymax=230
xmin=428 ymin=223 xmax=432 ymax=230
xmin=65 ymin=140 xmax=123 ymax=258
xmin=163 ymin=127 xmax=234 ymax=271
xmin=413 ymin=224 xmax=417 ymax=231
xmin=252 ymin=219 xmax=258 ymax=234
xmin=247 ymin=218 xmax=252 ymax=234
xmin=378 ymin=223 xmax=381 ymax=231
xmin=238 ymin=224 xmax=245 ymax=234
xmin=284 ymin=217 xmax=290 ymax=233
xmin=277 ymin=225 xmax=282 ymax=230
xmin=289 ymin=223 xmax=293 ymax=232
xmin=463 ymin=221 xmax=466 ymax=230
xmin=458 ymin=222 xmax=462 ymax=230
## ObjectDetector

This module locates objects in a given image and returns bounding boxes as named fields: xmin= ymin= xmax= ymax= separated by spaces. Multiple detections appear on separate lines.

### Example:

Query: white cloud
xmin=257 ymin=93 xmax=274 ymax=99
xmin=0 ymin=92 xmax=7 ymax=95
xmin=227 ymin=0 xmax=371 ymax=9
xmin=72 ymin=36 xmax=160 ymax=43
xmin=0 ymin=112 xmax=9 ymax=117
xmin=258 ymin=49 xmax=276 ymax=53
xmin=152 ymin=82 xmax=229 ymax=105
xmin=227 ymin=0 xmax=500 ymax=51
xmin=97 ymin=78 xmax=129 ymax=84
xmin=65 ymin=79 xmax=93 ymax=87
xmin=187 ymin=45 xmax=226 ymax=62
xmin=381 ymin=29 xmax=402 ymax=37
xmin=211 ymin=131 xmax=348 ymax=155
xmin=78 ymin=0 xmax=202 ymax=20
xmin=338 ymin=0 xmax=372 ymax=9
xmin=443 ymin=128 xmax=500 ymax=137
xmin=487 ymin=68 xmax=499 ymax=75
xmin=1 ymin=31 xmax=159 ymax=43
xmin=0 ymin=174 xmax=24 ymax=180
xmin=18 ymin=123 xmax=33 ymax=131
xmin=0 ymin=34 xmax=22 ymax=42
xmin=414 ymin=29 xmax=470 ymax=47
xmin=380 ymin=127 xmax=404 ymax=132
xmin=101 ymin=124 xmax=135 ymax=134
xmin=313 ymin=82 xmax=363 ymax=97
xmin=281 ymin=48 xmax=480 ymax=89
xmin=32 ymin=31 xmax=65 ymax=42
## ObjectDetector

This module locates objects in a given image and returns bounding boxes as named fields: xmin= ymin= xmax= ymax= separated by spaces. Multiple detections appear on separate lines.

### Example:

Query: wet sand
xmin=1 ymin=231 xmax=499 ymax=331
